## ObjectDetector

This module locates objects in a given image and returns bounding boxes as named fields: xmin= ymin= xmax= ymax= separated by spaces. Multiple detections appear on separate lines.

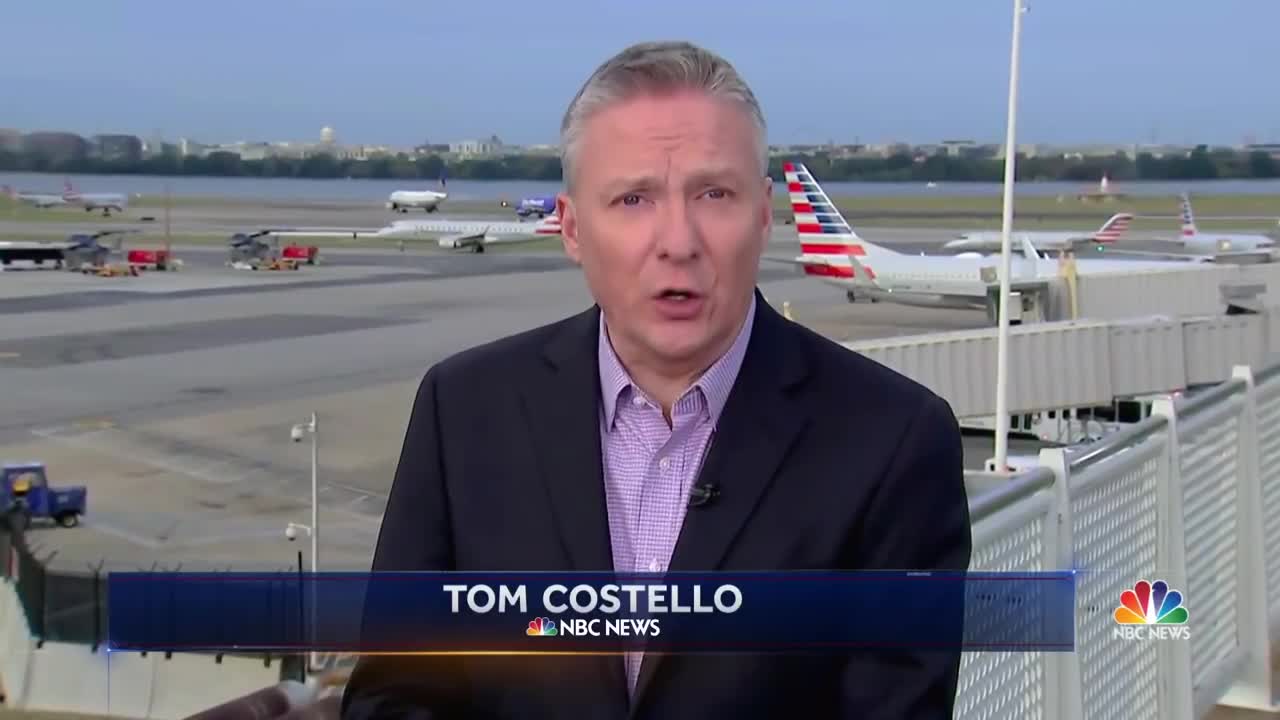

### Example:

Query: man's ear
xmin=557 ymin=192 xmax=581 ymax=264
xmin=760 ymin=175 xmax=774 ymax=249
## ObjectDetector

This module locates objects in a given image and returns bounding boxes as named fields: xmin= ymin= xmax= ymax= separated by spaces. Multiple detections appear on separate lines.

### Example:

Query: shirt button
xmin=658 ymin=457 xmax=671 ymax=471
xmin=649 ymin=560 xmax=661 ymax=572
xmin=632 ymin=396 xmax=644 ymax=408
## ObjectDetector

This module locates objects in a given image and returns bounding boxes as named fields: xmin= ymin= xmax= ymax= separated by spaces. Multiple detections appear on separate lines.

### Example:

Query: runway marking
xmin=27 ymin=423 xmax=385 ymax=524
xmin=327 ymin=479 xmax=389 ymax=501
xmin=30 ymin=425 xmax=245 ymax=485
xmin=80 ymin=516 xmax=165 ymax=550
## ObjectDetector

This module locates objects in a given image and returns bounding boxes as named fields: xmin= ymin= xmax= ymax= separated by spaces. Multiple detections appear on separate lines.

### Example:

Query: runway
xmin=0 ymin=199 xmax=966 ymax=249
xmin=0 ymin=231 xmax=1035 ymax=573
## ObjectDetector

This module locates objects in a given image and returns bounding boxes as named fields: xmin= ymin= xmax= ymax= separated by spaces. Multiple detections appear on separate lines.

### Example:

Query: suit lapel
xmin=521 ymin=305 xmax=615 ymax=572
xmin=630 ymin=296 xmax=813 ymax=712
xmin=519 ymin=305 xmax=629 ymax=707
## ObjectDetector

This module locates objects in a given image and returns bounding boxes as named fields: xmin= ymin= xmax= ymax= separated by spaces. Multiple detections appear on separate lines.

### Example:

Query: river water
xmin=3 ymin=171 xmax=1279 ymax=202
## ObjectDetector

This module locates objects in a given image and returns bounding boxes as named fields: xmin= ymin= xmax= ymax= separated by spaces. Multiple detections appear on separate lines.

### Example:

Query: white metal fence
xmin=959 ymin=360 xmax=1280 ymax=719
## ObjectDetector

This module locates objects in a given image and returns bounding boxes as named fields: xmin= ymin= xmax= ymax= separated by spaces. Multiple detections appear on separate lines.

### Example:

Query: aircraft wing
xmin=1086 ymin=248 xmax=1218 ymax=263
xmin=258 ymin=227 xmax=393 ymax=240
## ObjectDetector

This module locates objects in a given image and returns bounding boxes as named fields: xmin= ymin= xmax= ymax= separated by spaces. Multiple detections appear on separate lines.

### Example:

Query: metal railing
xmin=6 ymin=361 xmax=1280 ymax=718
xmin=958 ymin=360 xmax=1280 ymax=718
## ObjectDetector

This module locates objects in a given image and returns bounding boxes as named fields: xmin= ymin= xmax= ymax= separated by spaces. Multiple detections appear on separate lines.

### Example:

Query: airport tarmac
xmin=1 ymin=237 xmax=1043 ymax=574
xmin=0 ymin=200 xmax=967 ymax=250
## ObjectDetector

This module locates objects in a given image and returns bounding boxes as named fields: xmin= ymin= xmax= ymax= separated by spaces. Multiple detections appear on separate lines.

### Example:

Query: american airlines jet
xmin=3 ymin=185 xmax=67 ymax=208
xmin=1173 ymin=193 xmax=1275 ymax=254
xmin=62 ymin=179 xmax=128 ymax=216
xmin=781 ymin=162 xmax=1217 ymax=312
xmin=943 ymin=213 xmax=1133 ymax=254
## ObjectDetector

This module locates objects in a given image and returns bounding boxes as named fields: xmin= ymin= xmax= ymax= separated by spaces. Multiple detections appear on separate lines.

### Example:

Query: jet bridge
xmin=841 ymin=310 xmax=1278 ymax=419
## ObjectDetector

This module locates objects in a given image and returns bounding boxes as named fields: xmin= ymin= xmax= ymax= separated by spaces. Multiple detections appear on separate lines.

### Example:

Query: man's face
xmin=557 ymin=89 xmax=772 ymax=374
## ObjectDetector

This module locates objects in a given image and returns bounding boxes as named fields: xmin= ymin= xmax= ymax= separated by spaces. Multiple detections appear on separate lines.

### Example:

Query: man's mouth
xmin=657 ymin=288 xmax=700 ymax=301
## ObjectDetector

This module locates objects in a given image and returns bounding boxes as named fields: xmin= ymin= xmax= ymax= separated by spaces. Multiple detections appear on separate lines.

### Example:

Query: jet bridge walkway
xmin=841 ymin=310 xmax=1280 ymax=419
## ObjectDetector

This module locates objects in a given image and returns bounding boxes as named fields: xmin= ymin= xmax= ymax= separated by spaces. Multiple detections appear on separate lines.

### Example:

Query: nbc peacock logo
xmin=1112 ymin=579 xmax=1191 ymax=640
xmin=526 ymin=617 xmax=558 ymax=637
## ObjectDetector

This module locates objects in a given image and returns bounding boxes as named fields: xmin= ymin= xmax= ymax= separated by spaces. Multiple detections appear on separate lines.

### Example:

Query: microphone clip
xmin=688 ymin=483 xmax=720 ymax=508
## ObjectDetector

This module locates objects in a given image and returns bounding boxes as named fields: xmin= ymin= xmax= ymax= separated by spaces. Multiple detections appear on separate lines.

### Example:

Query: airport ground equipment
xmin=228 ymin=230 xmax=278 ymax=264
xmin=126 ymin=247 xmax=173 ymax=270
xmin=230 ymin=257 xmax=300 ymax=271
xmin=0 ymin=240 xmax=66 ymax=268
xmin=60 ymin=230 xmax=139 ymax=271
xmin=229 ymin=230 xmax=317 ymax=265
xmin=0 ymin=462 xmax=86 ymax=528
xmin=280 ymin=243 xmax=319 ymax=265
xmin=81 ymin=263 xmax=139 ymax=277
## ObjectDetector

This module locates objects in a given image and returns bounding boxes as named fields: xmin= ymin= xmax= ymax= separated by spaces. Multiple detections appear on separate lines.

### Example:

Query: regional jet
xmin=387 ymin=171 xmax=448 ymax=213
xmin=779 ymin=162 xmax=1218 ymax=313
xmin=3 ymin=185 xmax=67 ymax=208
xmin=270 ymin=211 xmax=562 ymax=253
xmin=62 ymin=179 xmax=128 ymax=216
xmin=943 ymin=213 xmax=1133 ymax=254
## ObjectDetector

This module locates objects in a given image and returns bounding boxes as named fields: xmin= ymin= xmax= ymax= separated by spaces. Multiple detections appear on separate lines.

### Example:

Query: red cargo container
xmin=127 ymin=248 xmax=171 ymax=270
xmin=281 ymin=244 xmax=319 ymax=264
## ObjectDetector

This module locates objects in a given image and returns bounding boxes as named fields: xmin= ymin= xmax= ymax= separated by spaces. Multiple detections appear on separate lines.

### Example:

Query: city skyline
xmin=3 ymin=0 xmax=1278 ymax=148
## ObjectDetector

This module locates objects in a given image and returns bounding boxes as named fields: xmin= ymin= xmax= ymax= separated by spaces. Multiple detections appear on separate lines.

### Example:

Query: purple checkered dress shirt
xmin=597 ymin=296 xmax=756 ymax=695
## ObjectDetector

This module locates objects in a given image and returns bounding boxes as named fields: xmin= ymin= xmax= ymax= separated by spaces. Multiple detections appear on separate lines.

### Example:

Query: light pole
xmin=993 ymin=0 xmax=1028 ymax=474
xmin=289 ymin=412 xmax=319 ymax=674
xmin=290 ymin=413 xmax=318 ymax=575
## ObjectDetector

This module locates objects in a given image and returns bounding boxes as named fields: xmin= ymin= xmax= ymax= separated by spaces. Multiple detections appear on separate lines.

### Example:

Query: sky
xmin=2 ymin=0 xmax=1276 ymax=148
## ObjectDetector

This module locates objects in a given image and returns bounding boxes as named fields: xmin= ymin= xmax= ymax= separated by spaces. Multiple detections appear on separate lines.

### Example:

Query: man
xmin=342 ymin=40 xmax=970 ymax=719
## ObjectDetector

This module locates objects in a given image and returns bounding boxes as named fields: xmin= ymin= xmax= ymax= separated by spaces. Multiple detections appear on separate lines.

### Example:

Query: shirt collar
xmin=599 ymin=295 xmax=756 ymax=429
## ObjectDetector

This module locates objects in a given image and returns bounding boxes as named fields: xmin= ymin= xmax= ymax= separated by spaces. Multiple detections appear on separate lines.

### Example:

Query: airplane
xmin=269 ymin=211 xmax=563 ymax=254
xmin=942 ymin=213 xmax=1133 ymax=254
xmin=387 ymin=170 xmax=448 ymax=213
xmin=512 ymin=195 xmax=556 ymax=218
xmin=61 ymin=179 xmax=128 ymax=216
xmin=2 ymin=185 xmax=67 ymax=208
xmin=1172 ymin=192 xmax=1276 ymax=254
xmin=778 ymin=162 xmax=1218 ymax=313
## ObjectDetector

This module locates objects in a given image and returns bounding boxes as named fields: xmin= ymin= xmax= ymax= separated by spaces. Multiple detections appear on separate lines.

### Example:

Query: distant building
xmin=0 ymin=128 xmax=22 ymax=152
xmin=90 ymin=134 xmax=143 ymax=163
xmin=22 ymin=131 xmax=89 ymax=161
xmin=450 ymin=135 xmax=504 ymax=156
xmin=414 ymin=143 xmax=451 ymax=155
xmin=1244 ymin=143 xmax=1280 ymax=160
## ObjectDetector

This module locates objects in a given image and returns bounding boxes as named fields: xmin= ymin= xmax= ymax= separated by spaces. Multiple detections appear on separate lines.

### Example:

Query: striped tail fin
xmin=1092 ymin=213 xmax=1132 ymax=244
xmin=1179 ymin=193 xmax=1197 ymax=237
xmin=533 ymin=211 xmax=561 ymax=235
xmin=783 ymin=161 xmax=899 ymax=260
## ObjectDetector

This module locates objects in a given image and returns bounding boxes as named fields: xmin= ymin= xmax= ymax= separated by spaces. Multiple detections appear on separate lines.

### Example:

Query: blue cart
xmin=1 ymin=462 xmax=87 ymax=528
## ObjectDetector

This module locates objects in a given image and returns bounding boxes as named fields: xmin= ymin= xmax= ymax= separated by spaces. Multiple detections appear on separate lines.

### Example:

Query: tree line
xmin=0 ymin=145 xmax=1276 ymax=182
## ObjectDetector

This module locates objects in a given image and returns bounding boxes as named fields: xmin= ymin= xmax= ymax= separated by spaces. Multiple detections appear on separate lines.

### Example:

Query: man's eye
xmin=704 ymin=189 xmax=728 ymax=199
xmin=621 ymin=194 xmax=641 ymax=206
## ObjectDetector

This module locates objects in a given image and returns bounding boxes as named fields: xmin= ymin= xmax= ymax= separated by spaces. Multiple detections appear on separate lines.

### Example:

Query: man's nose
xmin=654 ymin=199 xmax=701 ymax=261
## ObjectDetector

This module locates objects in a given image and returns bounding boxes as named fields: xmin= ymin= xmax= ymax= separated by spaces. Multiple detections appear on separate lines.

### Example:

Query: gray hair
xmin=559 ymin=41 xmax=769 ymax=191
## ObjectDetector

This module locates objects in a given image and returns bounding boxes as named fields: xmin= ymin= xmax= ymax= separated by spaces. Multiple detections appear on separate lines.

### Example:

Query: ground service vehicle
xmin=127 ymin=248 xmax=172 ymax=270
xmin=1 ymin=462 xmax=87 ymax=528
xmin=280 ymin=243 xmax=319 ymax=265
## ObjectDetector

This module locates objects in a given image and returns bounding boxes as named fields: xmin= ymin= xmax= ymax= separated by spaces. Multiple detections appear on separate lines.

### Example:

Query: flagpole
xmin=993 ymin=0 xmax=1027 ymax=473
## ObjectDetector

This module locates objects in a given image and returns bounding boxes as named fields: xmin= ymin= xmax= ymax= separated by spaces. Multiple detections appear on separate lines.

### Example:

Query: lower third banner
xmin=106 ymin=571 xmax=1075 ymax=653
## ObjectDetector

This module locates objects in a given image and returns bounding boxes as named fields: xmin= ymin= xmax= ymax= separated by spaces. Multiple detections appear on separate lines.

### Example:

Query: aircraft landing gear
xmin=846 ymin=290 xmax=857 ymax=303
xmin=473 ymin=245 xmax=485 ymax=254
